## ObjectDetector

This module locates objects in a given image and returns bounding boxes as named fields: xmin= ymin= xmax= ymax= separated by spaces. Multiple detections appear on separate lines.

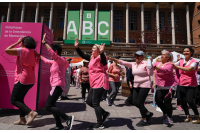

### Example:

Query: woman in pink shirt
xmin=5 ymin=37 xmax=38 ymax=125
xmin=171 ymin=47 xmax=200 ymax=124
xmin=106 ymin=56 xmax=121 ymax=106
xmin=153 ymin=50 xmax=176 ymax=124
xmin=36 ymin=33 xmax=74 ymax=130
xmin=74 ymin=38 xmax=110 ymax=129
xmin=108 ymin=50 xmax=153 ymax=127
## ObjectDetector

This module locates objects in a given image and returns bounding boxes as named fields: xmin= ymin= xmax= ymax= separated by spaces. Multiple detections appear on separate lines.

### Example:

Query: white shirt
xmin=66 ymin=64 xmax=72 ymax=74
xmin=196 ymin=73 xmax=200 ymax=85
xmin=175 ymin=58 xmax=197 ymax=70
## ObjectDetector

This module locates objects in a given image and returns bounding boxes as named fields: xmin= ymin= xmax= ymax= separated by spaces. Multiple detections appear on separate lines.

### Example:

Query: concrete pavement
xmin=0 ymin=85 xmax=200 ymax=130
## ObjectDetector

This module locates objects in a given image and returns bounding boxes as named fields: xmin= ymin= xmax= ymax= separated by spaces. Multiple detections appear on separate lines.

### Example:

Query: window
xmin=30 ymin=9 xmax=41 ymax=22
xmin=113 ymin=10 xmax=123 ymax=30
xmin=4 ymin=9 xmax=7 ymax=22
xmin=176 ymin=40 xmax=179 ymax=44
xmin=144 ymin=11 xmax=151 ymax=31
xmin=44 ymin=9 xmax=50 ymax=27
xmin=24 ymin=9 xmax=28 ymax=22
xmin=17 ymin=9 xmax=21 ymax=22
xmin=115 ymin=38 xmax=121 ymax=42
xmin=198 ymin=20 xmax=200 ymax=25
xmin=174 ymin=12 xmax=179 ymax=31
xmin=160 ymin=40 xmax=164 ymax=44
xmin=199 ymin=35 xmax=200 ymax=38
xmin=197 ymin=5 xmax=200 ymax=10
xmin=129 ymin=39 xmax=136 ymax=43
xmin=155 ymin=11 xmax=165 ymax=31
xmin=10 ymin=9 xmax=15 ymax=22
xmin=168 ymin=12 xmax=172 ymax=31
xmin=56 ymin=9 xmax=64 ymax=29
xmin=129 ymin=11 xmax=137 ymax=30
xmin=57 ymin=37 xmax=63 ymax=41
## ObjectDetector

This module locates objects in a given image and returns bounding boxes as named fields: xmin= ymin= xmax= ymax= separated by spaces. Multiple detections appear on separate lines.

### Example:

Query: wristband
xmin=43 ymin=42 xmax=47 ymax=45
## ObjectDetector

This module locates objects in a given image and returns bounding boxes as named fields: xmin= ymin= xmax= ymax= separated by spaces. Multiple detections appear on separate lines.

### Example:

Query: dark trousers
xmin=178 ymin=86 xmax=199 ymax=116
xmin=125 ymin=88 xmax=134 ymax=105
xmin=71 ymin=75 xmax=74 ymax=84
xmin=132 ymin=87 xmax=150 ymax=118
xmin=10 ymin=82 xmax=34 ymax=117
xmin=86 ymin=87 xmax=106 ymax=125
xmin=45 ymin=86 xmax=69 ymax=127
xmin=81 ymin=83 xmax=90 ymax=99
xmin=195 ymin=85 xmax=200 ymax=105
xmin=176 ymin=86 xmax=182 ymax=105
xmin=155 ymin=89 xmax=175 ymax=118
xmin=108 ymin=81 xmax=120 ymax=103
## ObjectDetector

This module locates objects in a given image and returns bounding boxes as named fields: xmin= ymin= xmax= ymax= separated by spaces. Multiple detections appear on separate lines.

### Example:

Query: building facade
xmin=0 ymin=2 xmax=199 ymax=58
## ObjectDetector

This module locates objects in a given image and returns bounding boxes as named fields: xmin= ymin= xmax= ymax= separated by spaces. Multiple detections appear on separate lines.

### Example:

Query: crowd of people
xmin=4 ymin=35 xmax=200 ymax=130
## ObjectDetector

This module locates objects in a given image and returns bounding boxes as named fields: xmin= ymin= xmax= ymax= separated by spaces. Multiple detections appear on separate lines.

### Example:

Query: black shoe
xmin=146 ymin=112 xmax=153 ymax=122
xmin=136 ymin=120 xmax=148 ymax=127
xmin=49 ymin=126 xmax=64 ymax=130
xmin=102 ymin=112 xmax=110 ymax=123
xmin=61 ymin=96 xmax=70 ymax=100
xmin=66 ymin=116 xmax=74 ymax=130
xmin=124 ymin=101 xmax=131 ymax=106
xmin=92 ymin=123 xmax=105 ymax=130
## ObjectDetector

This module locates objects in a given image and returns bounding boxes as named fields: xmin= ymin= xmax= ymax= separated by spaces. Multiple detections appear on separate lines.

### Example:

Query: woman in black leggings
xmin=171 ymin=47 xmax=200 ymax=124
xmin=108 ymin=51 xmax=153 ymax=127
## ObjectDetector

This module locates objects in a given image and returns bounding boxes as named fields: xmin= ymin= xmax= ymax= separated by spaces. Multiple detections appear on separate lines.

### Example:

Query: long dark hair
xmin=182 ymin=47 xmax=194 ymax=57
xmin=22 ymin=36 xmax=37 ymax=49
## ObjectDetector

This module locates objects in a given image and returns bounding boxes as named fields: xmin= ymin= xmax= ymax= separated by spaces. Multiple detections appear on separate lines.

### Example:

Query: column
xmin=79 ymin=2 xmax=83 ymax=40
xmin=186 ymin=3 xmax=191 ymax=45
xmin=63 ymin=2 xmax=68 ymax=40
xmin=141 ymin=2 xmax=144 ymax=43
xmin=126 ymin=2 xmax=129 ymax=43
xmin=94 ymin=2 xmax=98 ymax=40
xmin=20 ymin=2 xmax=25 ymax=22
xmin=171 ymin=3 xmax=175 ymax=45
xmin=110 ymin=2 xmax=113 ymax=42
xmin=156 ymin=3 xmax=160 ymax=44
xmin=49 ymin=2 xmax=53 ymax=30
xmin=6 ymin=2 xmax=11 ymax=22
xmin=35 ymin=2 xmax=39 ymax=23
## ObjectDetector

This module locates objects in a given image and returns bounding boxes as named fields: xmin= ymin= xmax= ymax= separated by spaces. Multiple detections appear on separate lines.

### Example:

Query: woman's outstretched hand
xmin=42 ymin=33 xmax=46 ymax=44
xmin=74 ymin=38 xmax=79 ymax=48
xmin=100 ymin=43 xmax=105 ymax=53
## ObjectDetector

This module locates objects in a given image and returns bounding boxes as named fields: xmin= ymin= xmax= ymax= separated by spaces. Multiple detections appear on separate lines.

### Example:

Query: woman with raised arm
xmin=108 ymin=51 xmax=153 ymax=127
xmin=74 ymin=38 xmax=110 ymax=129
xmin=171 ymin=47 xmax=200 ymax=124
xmin=35 ymin=33 xmax=74 ymax=130
xmin=5 ymin=37 xmax=39 ymax=125
xmin=153 ymin=50 xmax=177 ymax=124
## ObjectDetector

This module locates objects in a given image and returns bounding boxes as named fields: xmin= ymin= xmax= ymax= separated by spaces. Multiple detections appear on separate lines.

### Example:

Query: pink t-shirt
xmin=108 ymin=63 xmax=120 ymax=82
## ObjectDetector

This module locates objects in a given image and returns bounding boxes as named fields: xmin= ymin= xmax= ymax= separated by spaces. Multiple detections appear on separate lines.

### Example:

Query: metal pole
xmin=20 ymin=2 xmax=25 ymax=22
xmin=49 ymin=2 xmax=53 ymax=30
xmin=35 ymin=2 xmax=39 ymax=23
xmin=7 ymin=2 xmax=11 ymax=22
xmin=79 ymin=2 xmax=83 ymax=40
xmin=171 ymin=3 xmax=175 ymax=45
xmin=63 ymin=2 xmax=68 ymax=40
xmin=110 ymin=2 xmax=113 ymax=42
xmin=0 ymin=16 xmax=4 ymax=38
xmin=41 ymin=16 xmax=44 ymax=23
xmin=186 ymin=4 xmax=191 ymax=45
xmin=126 ymin=2 xmax=129 ymax=43
xmin=156 ymin=3 xmax=160 ymax=44
xmin=94 ymin=2 xmax=98 ymax=40
xmin=141 ymin=2 xmax=144 ymax=43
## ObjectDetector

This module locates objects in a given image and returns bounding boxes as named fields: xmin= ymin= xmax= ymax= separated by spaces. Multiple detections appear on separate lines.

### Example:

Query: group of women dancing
xmin=5 ymin=35 xmax=200 ymax=130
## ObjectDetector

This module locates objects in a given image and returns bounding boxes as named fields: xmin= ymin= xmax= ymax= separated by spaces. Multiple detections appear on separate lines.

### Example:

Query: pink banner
xmin=37 ymin=24 xmax=53 ymax=110
xmin=0 ymin=22 xmax=42 ymax=110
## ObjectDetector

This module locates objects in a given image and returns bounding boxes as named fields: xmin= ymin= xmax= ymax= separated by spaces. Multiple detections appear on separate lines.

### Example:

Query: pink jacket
xmin=41 ymin=48 xmax=69 ymax=88
xmin=153 ymin=62 xmax=177 ymax=87
xmin=14 ymin=48 xmax=36 ymax=84
xmin=88 ymin=55 xmax=109 ymax=90
xmin=119 ymin=60 xmax=153 ymax=88
xmin=179 ymin=58 xmax=198 ymax=86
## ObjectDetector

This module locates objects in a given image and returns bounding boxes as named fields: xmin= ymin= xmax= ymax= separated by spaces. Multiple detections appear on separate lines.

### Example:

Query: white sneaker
xmin=156 ymin=107 xmax=163 ymax=113
xmin=106 ymin=98 xmax=112 ymax=106
xmin=112 ymin=103 xmax=116 ymax=107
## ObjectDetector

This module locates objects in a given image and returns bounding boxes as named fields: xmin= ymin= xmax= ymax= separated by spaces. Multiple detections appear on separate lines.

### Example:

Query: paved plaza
xmin=0 ymin=85 xmax=200 ymax=130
